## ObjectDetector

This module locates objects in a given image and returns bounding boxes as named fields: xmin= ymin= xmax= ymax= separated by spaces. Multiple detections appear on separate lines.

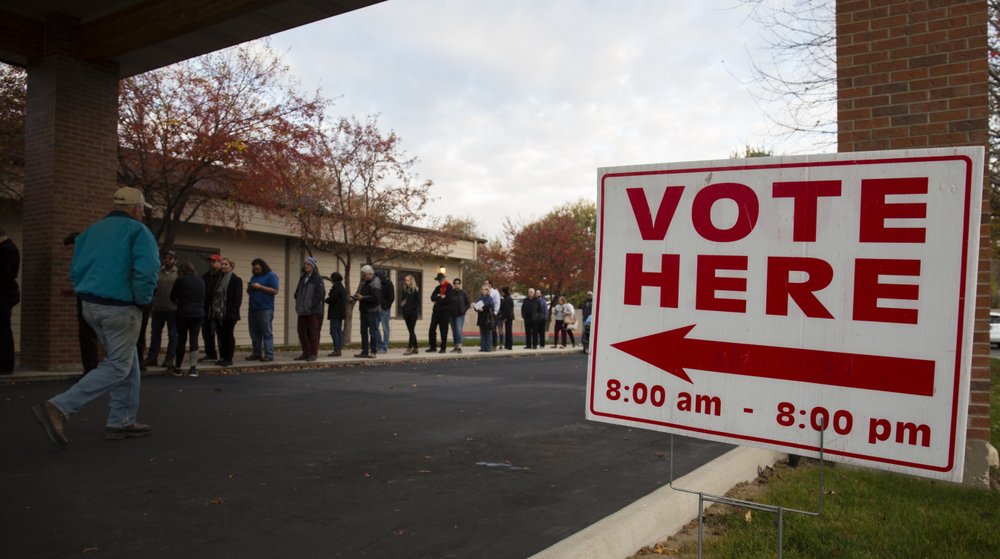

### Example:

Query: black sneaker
xmin=105 ymin=423 xmax=151 ymax=440
xmin=31 ymin=402 xmax=68 ymax=449
xmin=259 ymin=356 xmax=273 ymax=362
xmin=353 ymin=353 xmax=369 ymax=358
xmin=197 ymin=356 xmax=217 ymax=363
xmin=424 ymin=347 xmax=437 ymax=353
xmin=166 ymin=365 xmax=183 ymax=377
xmin=246 ymin=354 xmax=261 ymax=361
xmin=188 ymin=367 xmax=199 ymax=378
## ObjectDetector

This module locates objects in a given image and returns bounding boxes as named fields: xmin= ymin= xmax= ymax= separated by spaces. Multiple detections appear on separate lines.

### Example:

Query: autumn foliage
xmin=117 ymin=41 xmax=327 ymax=248
xmin=0 ymin=64 xmax=25 ymax=206
xmin=505 ymin=200 xmax=596 ymax=299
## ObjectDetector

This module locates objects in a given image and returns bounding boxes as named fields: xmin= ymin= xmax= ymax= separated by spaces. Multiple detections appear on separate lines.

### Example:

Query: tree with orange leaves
xmin=117 ymin=40 xmax=327 ymax=248
xmin=285 ymin=114 xmax=456 ymax=340
xmin=508 ymin=200 xmax=596 ymax=300
xmin=0 ymin=64 xmax=25 ymax=208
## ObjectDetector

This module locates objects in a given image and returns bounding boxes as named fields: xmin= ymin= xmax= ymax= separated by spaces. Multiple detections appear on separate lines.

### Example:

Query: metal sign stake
xmin=668 ymin=423 xmax=826 ymax=558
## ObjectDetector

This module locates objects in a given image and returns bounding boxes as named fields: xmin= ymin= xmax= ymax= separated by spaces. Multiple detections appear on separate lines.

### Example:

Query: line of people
xmin=78 ymin=243 xmax=589 ymax=372
xmin=135 ymin=253 xmax=338 ymax=373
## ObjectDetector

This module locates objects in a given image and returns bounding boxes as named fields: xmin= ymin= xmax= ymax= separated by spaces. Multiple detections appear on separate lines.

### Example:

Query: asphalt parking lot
xmin=1 ymin=353 xmax=731 ymax=559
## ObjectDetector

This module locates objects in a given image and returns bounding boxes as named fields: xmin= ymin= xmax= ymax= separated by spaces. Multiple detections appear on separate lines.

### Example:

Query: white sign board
xmin=587 ymin=148 xmax=984 ymax=482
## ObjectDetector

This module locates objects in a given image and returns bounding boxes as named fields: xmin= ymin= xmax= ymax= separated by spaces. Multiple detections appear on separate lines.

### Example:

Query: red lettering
xmin=692 ymin=183 xmax=759 ymax=242
xmin=859 ymin=177 xmax=928 ymax=243
xmin=624 ymin=253 xmax=679 ymax=307
xmin=626 ymin=186 xmax=684 ymax=241
xmin=765 ymin=257 xmax=834 ymax=318
xmin=696 ymin=255 xmax=747 ymax=313
xmin=853 ymin=258 xmax=920 ymax=324
xmin=772 ymin=180 xmax=842 ymax=242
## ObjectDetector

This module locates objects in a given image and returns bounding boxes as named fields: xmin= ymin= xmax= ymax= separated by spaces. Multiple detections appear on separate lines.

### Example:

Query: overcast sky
xmin=269 ymin=0 xmax=832 ymax=239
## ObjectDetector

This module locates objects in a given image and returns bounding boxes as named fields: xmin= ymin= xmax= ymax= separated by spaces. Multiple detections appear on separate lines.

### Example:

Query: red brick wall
xmin=21 ymin=14 xmax=119 ymax=370
xmin=836 ymin=0 xmax=991 ymax=479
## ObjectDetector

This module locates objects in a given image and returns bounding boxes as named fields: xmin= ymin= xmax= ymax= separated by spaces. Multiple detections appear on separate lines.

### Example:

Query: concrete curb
xmin=529 ymin=446 xmax=784 ymax=559
xmin=0 ymin=345 xmax=584 ymax=383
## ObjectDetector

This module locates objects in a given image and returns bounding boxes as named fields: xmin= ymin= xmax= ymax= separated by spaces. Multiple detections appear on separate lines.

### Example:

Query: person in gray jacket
xmin=293 ymin=256 xmax=325 ymax=361
xmin=143 ymin=249 xmax=178 ymax=367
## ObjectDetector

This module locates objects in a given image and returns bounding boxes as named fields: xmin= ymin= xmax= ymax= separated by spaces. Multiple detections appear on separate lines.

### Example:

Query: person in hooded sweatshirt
xmin=293 ymin=256 xmax=325 ymax=361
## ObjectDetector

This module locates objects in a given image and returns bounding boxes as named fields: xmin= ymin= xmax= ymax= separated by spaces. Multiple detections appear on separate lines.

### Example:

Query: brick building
xmin=836 ymin=0 xmax=992 ymax=484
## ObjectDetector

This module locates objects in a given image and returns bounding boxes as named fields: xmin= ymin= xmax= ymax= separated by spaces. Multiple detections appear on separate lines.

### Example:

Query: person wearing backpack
xmin=375 ymin=271 xmax=394 ymax=353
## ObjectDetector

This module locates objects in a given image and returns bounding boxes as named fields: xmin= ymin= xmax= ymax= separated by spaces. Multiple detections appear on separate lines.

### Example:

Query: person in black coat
xmin=520 ymin=288 xmax=542 ymax=349
xmin=325 ymin=271 xmax=347 ymax=356
xmin=427 ymin=273 xmax=453 ymax=353
xmin=400 ymin=274 xmax=422 ymax=355
xmin=61 ymin=231 xmax=100 ymax=376
xmin=0 ymin=227 xmax=19 ymax=374
xmin=169 ymin=261 xmax=205 ymax=376
xmin=209 ymin=258 xmax=243 ymax=366
xmin=199 ymin=255 xmax=223 ymax=361
xmin=499 ymin=286 xmax=515 ymax=350
xmin=353 ymin=264 xmax=382 ymax=358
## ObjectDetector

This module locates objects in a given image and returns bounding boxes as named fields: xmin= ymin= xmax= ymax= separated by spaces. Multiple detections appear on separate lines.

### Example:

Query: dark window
xmin=173 ymin=246 xmax=219 ymax=276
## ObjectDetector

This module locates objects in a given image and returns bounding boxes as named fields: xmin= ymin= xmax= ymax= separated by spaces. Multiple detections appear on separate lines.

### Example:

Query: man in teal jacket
xmin=32 ymin=186 xmax=160 ymax=449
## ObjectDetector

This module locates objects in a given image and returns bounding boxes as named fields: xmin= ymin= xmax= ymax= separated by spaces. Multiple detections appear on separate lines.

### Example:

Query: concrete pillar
xmin=22 ymin=14 xmax=119 ymax=371
xmin=836 ymin=0 xmax=991 ymax=486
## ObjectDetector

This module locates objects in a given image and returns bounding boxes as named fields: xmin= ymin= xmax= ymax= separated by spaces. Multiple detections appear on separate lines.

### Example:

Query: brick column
xmin=836 ymin=0 xmax=991 ymax=485
xmin=22 ymin=14 xmax=119 ymax=371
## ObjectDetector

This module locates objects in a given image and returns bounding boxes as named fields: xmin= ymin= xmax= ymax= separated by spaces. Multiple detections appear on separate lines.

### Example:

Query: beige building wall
xmin=172 ymin=224 xmax=290 ymax=348
xmin=175 ymin=223 xmax=475 ymax=350
xmin=0 ymin=206 xmax=478 ymax=360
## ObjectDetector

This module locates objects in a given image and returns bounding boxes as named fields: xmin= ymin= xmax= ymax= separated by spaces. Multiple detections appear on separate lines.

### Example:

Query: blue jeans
xmin=51 ymin=302 xmax=142 ymax=428
xmin=452 ymin=314 xmax=466 ymax=347
xmin=479 ymin=324 xmax=493 ymax=351
xmin=360 ymin=312 xmax=379 ymax=355
xmin=248 ymin=308 xmax=275 ymax=357
xmin=378 ymin=308 xmax=390 ymax=352
xmin=329 ymin=318 xmax=343 ymax=350
xmin=148 ymin=309 xmax=177 ymax=362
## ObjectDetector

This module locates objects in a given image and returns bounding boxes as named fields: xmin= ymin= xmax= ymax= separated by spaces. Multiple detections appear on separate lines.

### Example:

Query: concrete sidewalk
xmin=0 ymin=343 xmax=585 ymax=383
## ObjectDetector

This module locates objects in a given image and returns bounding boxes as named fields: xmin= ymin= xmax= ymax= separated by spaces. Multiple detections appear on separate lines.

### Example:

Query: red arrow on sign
xmin=610 ymin=325 xmax=935 ymax=397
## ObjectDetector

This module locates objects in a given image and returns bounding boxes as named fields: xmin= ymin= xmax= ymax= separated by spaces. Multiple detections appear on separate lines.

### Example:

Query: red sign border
xmin=590 ymin=154 xmax=977 ymax=474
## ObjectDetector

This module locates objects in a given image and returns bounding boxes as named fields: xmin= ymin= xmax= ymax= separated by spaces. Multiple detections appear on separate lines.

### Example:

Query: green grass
xmin=691 ymin=361 xmax=1000 ymax=559
xmin=705 ymin=462 xmax=1000 ymax=558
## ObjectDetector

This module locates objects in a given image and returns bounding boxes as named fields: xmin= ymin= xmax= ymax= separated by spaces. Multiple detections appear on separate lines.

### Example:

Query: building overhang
xmin=0 ymin=0 xmax=384 ymax=78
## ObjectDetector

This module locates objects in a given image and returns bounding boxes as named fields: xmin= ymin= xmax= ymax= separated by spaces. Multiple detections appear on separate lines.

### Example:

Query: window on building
xmin=174 ymin=246 xmax=219 ymax=276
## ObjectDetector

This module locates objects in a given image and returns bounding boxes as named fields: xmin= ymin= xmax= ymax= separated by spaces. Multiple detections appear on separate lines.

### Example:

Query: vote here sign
xmin=587 ymin=147 xmax=984 ymax=482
